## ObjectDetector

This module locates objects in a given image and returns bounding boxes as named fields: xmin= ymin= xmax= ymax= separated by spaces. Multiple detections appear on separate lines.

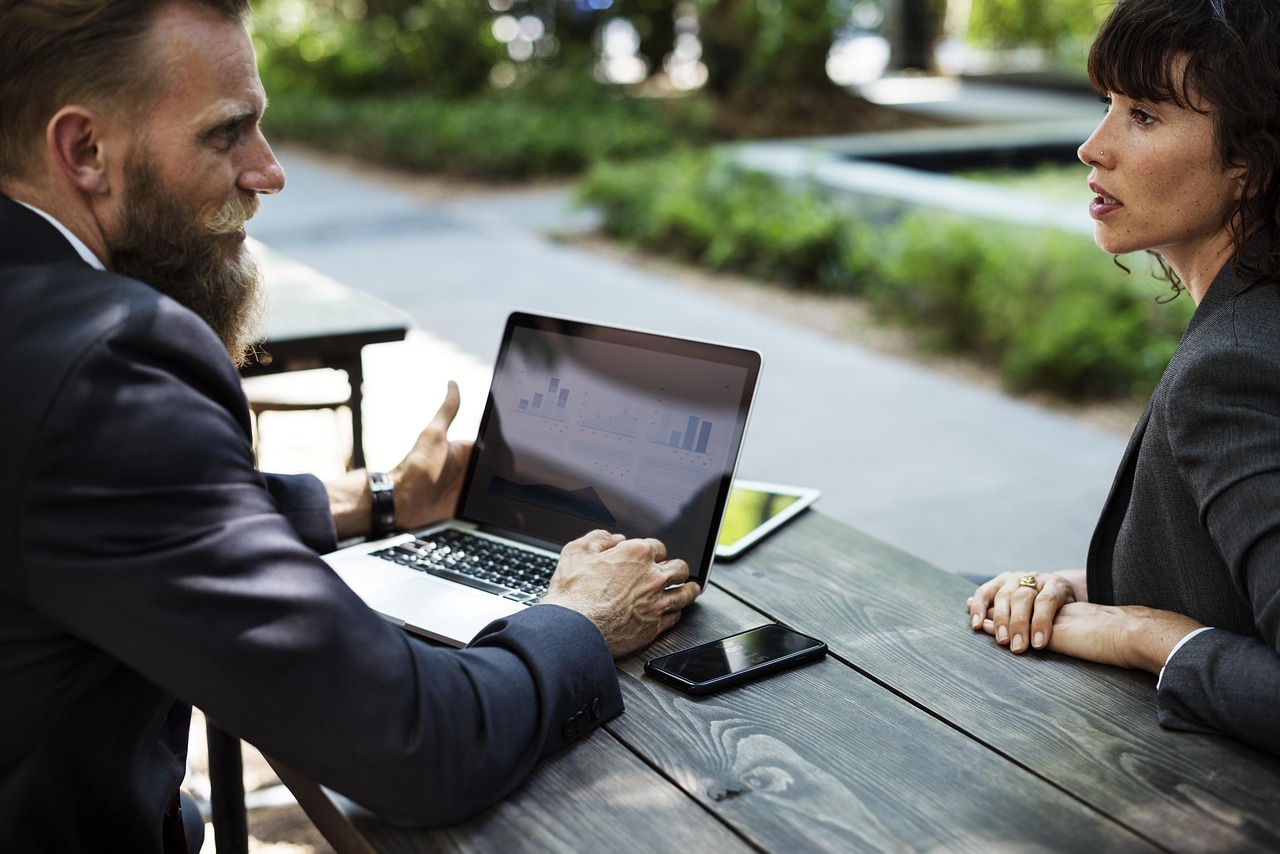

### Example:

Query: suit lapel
xmin=1086 ymin=400 xmax=1151 ymax=604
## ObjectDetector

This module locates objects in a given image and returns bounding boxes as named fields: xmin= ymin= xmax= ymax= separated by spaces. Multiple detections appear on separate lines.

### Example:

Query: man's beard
xmin=108 ymin=158 xmax=265 ymax=367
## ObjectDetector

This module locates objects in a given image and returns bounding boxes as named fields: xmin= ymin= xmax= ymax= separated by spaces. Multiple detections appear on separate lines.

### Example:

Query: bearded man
xmin=0 ymin=1 xmax=699 ymax=850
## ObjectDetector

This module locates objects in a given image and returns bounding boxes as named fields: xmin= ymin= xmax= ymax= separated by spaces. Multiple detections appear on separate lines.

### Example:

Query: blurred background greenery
xmin=252 ymin=0 xmax=1189 ymax=404
xmin=254 ymin=0 xmax=1106 ymax=169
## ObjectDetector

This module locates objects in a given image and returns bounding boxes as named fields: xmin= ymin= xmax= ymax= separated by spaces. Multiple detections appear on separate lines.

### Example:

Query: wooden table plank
xmin=713 ymin=512 xmax=1280 ymax=852
xmin=609 ymin=586 xmax=1158 ymax=853
xmin=278 ymin=721 xmax=753 ymax=854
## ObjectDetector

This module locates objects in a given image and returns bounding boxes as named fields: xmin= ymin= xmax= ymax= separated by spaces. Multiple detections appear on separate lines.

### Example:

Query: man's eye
xmin=213 ymin=125 xmax=242 ymax=149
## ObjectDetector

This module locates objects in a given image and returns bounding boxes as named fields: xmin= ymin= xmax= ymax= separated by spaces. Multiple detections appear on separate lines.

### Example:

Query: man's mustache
xmin=206 ymin=194 xmax=259 ymax=237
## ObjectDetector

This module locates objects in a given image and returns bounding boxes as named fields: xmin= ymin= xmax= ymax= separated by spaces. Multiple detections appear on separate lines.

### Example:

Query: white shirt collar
xmin=14 ymin=200 xmax=107 ymax=271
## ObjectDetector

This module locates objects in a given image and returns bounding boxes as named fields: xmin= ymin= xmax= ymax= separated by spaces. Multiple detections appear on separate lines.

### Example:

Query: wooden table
xmin=239 ymin=240 xmax=410 ymax=469
xmin=273 ymin=512 xmax=1280 ymax=853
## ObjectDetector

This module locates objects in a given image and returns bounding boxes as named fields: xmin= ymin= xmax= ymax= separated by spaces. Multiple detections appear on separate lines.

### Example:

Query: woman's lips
xmin=1088 ymin=182 xmax=1122 ymax=219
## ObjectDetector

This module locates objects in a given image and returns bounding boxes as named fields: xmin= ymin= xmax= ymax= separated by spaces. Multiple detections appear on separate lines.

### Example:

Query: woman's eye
xmin=1130 ymin=108 xmax=1155 ymax=125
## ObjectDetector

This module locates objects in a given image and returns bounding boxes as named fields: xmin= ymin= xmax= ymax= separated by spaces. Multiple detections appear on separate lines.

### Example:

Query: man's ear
xmin=46 ymin=106 xmax=113 ymax=195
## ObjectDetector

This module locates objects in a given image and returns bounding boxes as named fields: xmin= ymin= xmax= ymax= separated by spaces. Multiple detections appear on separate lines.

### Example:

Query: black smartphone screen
xmin=644 ymin=624 xmax=827 ymax=695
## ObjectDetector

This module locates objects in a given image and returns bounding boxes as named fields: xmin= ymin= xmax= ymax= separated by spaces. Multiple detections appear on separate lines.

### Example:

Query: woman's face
xmin=1077 ymin=61 xmax=1243 ymax=297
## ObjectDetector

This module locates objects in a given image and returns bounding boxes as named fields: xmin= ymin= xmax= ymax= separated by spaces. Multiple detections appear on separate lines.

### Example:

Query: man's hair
xmin=1088 ymin=0 xmax=1280 ymax=283
xmin=0 ymin=0 xmax=249 ymax=182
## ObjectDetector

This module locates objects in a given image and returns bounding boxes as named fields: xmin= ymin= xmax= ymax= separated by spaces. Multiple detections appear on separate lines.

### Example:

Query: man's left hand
xmin=390 ymin=380 xmax=473 ymax=530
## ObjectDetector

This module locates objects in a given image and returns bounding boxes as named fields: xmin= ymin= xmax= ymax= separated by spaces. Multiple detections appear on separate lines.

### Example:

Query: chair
xmin=242 ymin=368 xmax=355 ymax=470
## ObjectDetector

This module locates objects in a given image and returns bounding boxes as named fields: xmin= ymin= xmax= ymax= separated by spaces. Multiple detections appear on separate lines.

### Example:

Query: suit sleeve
xmin=19 ymin=299 xmax=622 ymax=826
xmin=1161 ymin=344 xmax=1280 ymax=756
xmin=260 ymin=472 xmax=337 ymax=554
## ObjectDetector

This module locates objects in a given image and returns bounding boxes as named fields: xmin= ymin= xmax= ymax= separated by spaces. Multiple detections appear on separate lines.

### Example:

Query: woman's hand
xmin=1047 ymin=602 xmax=1204 ymax=674
xmin=968 ymin=570 xmax=1084 ymax=653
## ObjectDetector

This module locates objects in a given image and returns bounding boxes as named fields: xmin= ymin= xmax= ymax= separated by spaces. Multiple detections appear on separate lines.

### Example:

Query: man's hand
xmin=542 ymin=530 xmax=700 ymax=658
xmin=324 ymin=381 xmax=472 ymax=540
xmin=390 ymin=380 xmax=473 ymax=530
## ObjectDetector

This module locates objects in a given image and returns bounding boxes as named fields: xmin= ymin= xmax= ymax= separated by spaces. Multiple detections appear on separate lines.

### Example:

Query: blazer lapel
xmin=1086 ymin=400 xmax=1151 ymax=604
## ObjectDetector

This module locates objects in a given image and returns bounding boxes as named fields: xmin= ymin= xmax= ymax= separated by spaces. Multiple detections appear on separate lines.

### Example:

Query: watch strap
xmin=368 ymin=471 xmax=396 ymax=538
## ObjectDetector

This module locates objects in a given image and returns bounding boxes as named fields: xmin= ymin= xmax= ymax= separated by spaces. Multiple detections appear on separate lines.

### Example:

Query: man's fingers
xmin=659 ymin=608 xmax=684 ymax=634
xmin=429 ymin=380 xmax=461 ymax=431
xmin=661 ymin=558 xmax=691 ymax=586
xmin=642 ymin=537 xmax=666 ymax=562
xmin=666 ymin=581 xmax=700 ymax=610
xmin=566 ymin=529 xmax=623 ymax=556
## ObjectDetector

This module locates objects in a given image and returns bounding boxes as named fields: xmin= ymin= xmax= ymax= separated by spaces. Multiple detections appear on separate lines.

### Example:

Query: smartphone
xmin=644 ymin=624 xmax=827 ymax=695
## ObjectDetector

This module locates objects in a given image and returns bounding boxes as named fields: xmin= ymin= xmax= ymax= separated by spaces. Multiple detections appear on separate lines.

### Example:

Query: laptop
xmin=324 ymin=310 xmax=763 ymax=646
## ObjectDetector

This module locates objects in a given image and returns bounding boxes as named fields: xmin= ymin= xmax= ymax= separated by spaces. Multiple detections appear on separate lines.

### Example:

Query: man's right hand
xmin=541 ymin=530 xmax=699 ymax=658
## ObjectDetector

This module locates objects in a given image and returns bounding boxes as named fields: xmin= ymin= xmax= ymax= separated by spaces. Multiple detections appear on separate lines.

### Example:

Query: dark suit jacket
xmin=0 ymin=195 xmax=622 ymax=850
xmin=1087 ymin=244 xmax=1280 ymax=757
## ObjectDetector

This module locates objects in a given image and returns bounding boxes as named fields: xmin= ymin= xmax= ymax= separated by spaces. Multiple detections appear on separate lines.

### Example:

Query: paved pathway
xmin=248 ymin=81 xmax=1134 ymax=581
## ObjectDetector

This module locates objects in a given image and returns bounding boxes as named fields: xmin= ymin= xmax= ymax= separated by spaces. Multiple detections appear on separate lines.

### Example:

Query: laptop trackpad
xmin=362 ymin=576 xmax=527 ymax=646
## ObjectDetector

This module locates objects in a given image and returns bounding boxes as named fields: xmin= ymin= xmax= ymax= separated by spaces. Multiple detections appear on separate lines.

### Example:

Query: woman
xmin=967 ymin=0 xmax=1280 ymax=757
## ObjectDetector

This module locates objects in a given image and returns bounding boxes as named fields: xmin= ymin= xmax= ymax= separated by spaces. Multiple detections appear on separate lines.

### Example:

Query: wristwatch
xmin=368 ymin=471 xmax=396 ymax=538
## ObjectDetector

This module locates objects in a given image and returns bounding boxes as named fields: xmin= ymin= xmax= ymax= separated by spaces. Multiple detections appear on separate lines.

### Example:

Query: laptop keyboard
xmin=372 ymin=528 xmax=557 ymax=604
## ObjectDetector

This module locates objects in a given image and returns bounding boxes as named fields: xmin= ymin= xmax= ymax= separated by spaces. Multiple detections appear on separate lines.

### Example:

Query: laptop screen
xmin=458 ymin=312 xmax=762 ymax=584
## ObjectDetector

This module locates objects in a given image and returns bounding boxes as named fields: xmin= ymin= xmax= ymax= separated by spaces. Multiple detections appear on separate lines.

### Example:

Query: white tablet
xmin=715 ymin=479 xmax=821 ymax=560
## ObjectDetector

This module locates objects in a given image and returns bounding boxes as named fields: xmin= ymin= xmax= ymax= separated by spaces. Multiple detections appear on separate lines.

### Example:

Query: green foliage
xmin=966 ymin=0 xmax=1108 ymax=52
xmin=251 ymin=0 xmax=501 ymax=98
xmin=262 ymin=79 xmax=712 ymax=179
xmin=699 ymin=0 xmax=844 ymax=97
xmin=876 ymin=212 xmax=1191 ymax=397
xmin=578 ymin=152 xmax=852 ymax=286
xmin=578 ymin=151 xmax=1194 ymax=400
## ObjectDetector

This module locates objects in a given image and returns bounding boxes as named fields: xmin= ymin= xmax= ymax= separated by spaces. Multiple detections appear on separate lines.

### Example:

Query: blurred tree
xmin=699 ymin=0 xmax=842 ymax=97
xmin=614 ymin=0 xmax=677 ymax=79
xmin=253 ymin=0 xmax=501 ymax=97
xmin=697 ymin=0 xmax=748 ymax=97
xmin=697 ymin=0 xmax=929 ymax=137
xmin=967 ymin=0 xmax=1102 ymax=51
xmin=885 ymin=0 xmax=946 ymax=72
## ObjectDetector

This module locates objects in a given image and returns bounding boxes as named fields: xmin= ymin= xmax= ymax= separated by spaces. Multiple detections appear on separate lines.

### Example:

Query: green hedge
xmin=262 ymin=84 xmax=712 ymax=180
xmin=577 ymin=151 xmax=1193 ymax=400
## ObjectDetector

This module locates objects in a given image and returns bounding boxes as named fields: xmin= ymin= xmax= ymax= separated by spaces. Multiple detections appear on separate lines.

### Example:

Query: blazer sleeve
xmin=260 ymin=472 xmax=337 ymax=554
xmin=1160 ymin=342 xmax=1280 ymax=756
xmin=19 ymin=297 xmax=622 ymax=826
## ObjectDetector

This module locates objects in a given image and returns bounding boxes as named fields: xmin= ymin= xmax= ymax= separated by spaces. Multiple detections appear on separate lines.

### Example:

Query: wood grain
xmin=713 ymin=512 xmax=1280 ymax=852
xmin=325 ymin=723 xmax=751 ymax=853
xmin=279 ymin=512 xmax=1280 ymax=853
xmin=611 ymin=586 xmax=1156 ymax=852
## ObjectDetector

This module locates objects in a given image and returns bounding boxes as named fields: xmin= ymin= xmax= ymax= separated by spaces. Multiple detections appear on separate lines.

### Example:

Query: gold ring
xmin=1018 ymin=575 xmax=1038 ymax=589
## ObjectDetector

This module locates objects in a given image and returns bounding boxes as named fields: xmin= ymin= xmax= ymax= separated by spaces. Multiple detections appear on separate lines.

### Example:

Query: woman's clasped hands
xmin=967 ymin=570 xmax=1085 ymax=655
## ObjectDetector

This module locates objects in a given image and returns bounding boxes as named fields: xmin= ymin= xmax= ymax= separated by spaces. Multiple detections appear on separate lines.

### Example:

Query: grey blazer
xmin=0 ymin=195 xmax=622 ymax=850
xmin=1087 ymin=245 xmax=1280 ymax=757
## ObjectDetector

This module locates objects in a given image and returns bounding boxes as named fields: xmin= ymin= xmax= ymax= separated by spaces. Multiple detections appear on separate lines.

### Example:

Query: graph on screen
xmin=516 ymin=376 xmax=571 ymax=422
xmin=649 ymin=405 xmax=714 ymax=455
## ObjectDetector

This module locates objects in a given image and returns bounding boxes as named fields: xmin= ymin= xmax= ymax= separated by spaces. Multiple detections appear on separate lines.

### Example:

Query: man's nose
xmin=239 ymin=132 xmax=285 ymax=195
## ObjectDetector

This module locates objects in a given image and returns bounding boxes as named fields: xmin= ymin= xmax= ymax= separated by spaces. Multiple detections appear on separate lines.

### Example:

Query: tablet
xmin=715 ymin=479 xmax=821 ymax=560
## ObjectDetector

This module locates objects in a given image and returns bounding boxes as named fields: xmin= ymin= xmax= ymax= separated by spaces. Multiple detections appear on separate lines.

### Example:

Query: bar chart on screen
xmin=650 ymin=405 xmax=715 ymax=455
xmin=516 ymin=376 xmax=571 ymax=422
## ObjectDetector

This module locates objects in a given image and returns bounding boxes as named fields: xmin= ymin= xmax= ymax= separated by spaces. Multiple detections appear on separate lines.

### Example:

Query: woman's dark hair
xmin=1089 ymin=0 xmax=1280 ymax=284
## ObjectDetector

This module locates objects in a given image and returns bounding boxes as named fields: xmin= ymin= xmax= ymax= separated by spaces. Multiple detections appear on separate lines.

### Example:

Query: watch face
xmin=369 ymin=471 xmax=396 ymax=534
